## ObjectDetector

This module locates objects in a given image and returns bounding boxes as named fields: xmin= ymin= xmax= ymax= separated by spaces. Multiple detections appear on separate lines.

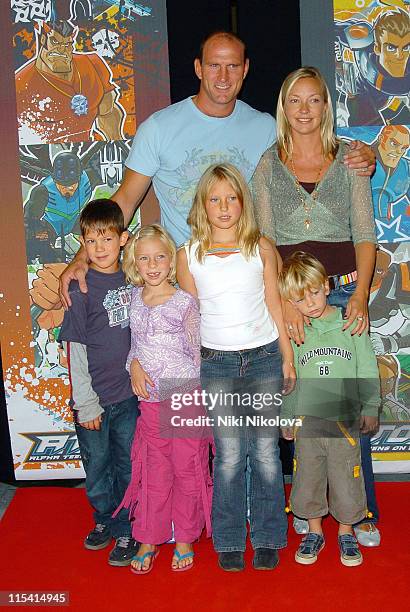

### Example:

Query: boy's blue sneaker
xmin=108 ymin=536 xmax=139 ymax=566
xmin=84 ymin=524 xmax=112 ymax=550
xmin=338 ymin=534 xmax=363 ymax=567
xmin=295 ymin=532 xmax=325 ymax=565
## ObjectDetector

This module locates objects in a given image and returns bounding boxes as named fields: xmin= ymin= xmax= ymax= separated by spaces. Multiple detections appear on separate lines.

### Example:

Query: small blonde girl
xmin=177 ymin=163 xmax=295 ymax=572
xmin=115 ymin=224 xmax=212 ymax=574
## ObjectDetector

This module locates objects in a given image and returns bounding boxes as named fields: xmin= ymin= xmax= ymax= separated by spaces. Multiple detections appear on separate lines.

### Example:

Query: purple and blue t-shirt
xmin=59 ymin=268 xmax=133 ymax=407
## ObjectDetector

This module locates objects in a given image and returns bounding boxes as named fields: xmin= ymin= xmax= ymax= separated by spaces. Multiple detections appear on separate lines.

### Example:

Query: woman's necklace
xmin=290 ymin=156 xmax=324 ymax=230
xmin=35 ymin=64 xmax=88 ymax=116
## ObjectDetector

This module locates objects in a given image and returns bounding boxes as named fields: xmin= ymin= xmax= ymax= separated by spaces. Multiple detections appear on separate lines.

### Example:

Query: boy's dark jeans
xmin=75 ymin=395 xmax=139 ymax=538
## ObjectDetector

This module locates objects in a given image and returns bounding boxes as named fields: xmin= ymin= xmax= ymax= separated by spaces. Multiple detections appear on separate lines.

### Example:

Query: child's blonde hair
xmin=187 ymin=162 xmax=260 ymax=262
xmin=278 ymin=251 xmax=328 ymax=300
xmin=122 ymin=224 xmax=177 ymax=286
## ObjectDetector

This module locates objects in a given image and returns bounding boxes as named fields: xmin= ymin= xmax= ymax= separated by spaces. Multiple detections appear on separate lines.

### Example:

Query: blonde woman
xmin=251 ymin=66 xmax=380 ymax=547
xmin=177 ymin=163 xmax=295 ymax=571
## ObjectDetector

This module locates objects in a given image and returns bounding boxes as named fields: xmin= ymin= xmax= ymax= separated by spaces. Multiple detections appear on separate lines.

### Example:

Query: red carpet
xmin=0 ymin=483 xmax=408 ymax=611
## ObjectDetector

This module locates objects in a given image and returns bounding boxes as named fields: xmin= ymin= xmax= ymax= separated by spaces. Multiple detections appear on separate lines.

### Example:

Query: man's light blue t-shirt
xmin=126 ymin=97 xmax=276 ymax=246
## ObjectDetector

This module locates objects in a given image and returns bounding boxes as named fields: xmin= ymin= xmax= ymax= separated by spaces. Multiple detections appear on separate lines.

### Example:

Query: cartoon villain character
xmin=16 ymin=19 xmax=125 ymax=143
xmin=337 ymin=8 xmax=410 ymax=126
xmin=371 ymin=124 xmax=410 ymax=225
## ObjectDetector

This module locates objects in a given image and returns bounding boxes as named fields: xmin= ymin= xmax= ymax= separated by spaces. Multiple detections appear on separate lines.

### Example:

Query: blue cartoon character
xmin=336 ymin=7 xmax=410 ymax=126
xmin=372 ymin=124 xmax=410 ymax=238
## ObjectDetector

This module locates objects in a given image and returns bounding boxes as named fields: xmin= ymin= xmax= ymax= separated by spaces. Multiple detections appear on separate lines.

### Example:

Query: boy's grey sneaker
xmin=353 ymin=523 xmax=381 ymax=547
xmin=295 ymin=532 xmax=325 ymax=565
xmin=108 ymin=536 xmax=138 ymax=566
xmin=84 ymin=524 xmax=112 ymax=550
xmin=293 ymin=516 xmax=309 ymax=535
xmin=338 ymin=534 xmax=363 ymax=567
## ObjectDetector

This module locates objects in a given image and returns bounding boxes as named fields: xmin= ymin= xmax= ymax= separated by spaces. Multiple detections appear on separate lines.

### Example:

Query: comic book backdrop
xmin=1 ymin=1 xmax=408 ymax=479
xmin=334 ymin=0 xmax=410 ymax=473
xmin=1 ymin=0 xmax=169 ymax=479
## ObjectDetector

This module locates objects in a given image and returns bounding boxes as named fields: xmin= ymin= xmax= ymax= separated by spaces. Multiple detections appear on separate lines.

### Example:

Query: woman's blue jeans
xmin=201 ymin=340 xmax=287 ymax=552
xmin=328 ymin=281 xmax=379 ymax=524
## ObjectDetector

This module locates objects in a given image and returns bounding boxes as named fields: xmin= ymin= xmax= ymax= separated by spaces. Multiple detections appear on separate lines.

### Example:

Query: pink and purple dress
xmin=116 ymin=287 xmax=212 ymax=544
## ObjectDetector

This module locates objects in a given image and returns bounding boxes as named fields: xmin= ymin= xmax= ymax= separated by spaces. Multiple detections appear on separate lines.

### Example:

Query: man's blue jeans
xmin=75 ymin=395 xmax=139 ymax=538
xmin=328 ymin=282 xmax=379 ymax=524
xmin=201 ymin=340 xmax=287 ymax=552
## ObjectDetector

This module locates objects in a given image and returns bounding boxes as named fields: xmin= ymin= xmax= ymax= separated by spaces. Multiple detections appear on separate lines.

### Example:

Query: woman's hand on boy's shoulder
xmin=283 ymin=300 xmax=310 ymax=346
xmin=343 ymin=289 xmax=369 ymax=336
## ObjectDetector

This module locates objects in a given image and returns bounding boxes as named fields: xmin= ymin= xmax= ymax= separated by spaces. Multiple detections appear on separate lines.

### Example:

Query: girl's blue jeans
xmin=201 ymin=339 xmax=288 ymax=552
xmin=327 ymin=281 xmax=379 ymax=524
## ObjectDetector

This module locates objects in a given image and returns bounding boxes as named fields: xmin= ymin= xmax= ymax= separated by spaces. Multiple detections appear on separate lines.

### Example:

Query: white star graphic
xmin=375 ymin=216 xmax=408 ymax=243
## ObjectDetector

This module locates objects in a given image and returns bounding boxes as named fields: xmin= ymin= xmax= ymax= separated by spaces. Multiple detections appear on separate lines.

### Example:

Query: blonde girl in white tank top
xmin=177 ymin=163 xmax=296 ymax=571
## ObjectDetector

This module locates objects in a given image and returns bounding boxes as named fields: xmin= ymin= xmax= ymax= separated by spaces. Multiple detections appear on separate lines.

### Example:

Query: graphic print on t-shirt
xmin=170 ymin=147 xmax=253 ymax=211
xmin=102 ymin=285 xmax=132 ymax=328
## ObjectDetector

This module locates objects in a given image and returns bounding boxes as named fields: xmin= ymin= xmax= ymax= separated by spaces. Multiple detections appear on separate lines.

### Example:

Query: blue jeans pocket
xmin=339 ymin=281 xmax=356 ymax=295
xmin=260 ymin=340 xmax=280 ymax=356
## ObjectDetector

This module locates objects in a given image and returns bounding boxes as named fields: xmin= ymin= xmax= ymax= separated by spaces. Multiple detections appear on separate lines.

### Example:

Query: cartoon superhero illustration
xmin=24 ymin=151 xmax=91 ymax=261
xmin=369 ymin=246 xmax=410 ymax=422
xmin=15 ymin=19 xmax=125 ymax=143
xmin=24 ymin=140 xmax=136 ymax=372
xmin=22 ymin=141 xmax=130 ymax=263
xmin=335 ymin=7 xmax=410 ymax=126
xmin=377 ymin=353 xmax=409 ymax=421
xmin=372 ymin=124 xmax=410 ymax=229
xmin=370 ymin=244 xmax=410 ymax=356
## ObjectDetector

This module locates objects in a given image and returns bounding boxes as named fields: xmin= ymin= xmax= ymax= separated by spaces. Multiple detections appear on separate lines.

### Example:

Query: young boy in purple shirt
xmin=59 ymin=199 xmax=139 ymax=566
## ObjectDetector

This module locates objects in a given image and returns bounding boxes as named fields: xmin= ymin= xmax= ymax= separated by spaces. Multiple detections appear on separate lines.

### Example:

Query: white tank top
xmin=186 ymin=242 xmax=279 ymax=350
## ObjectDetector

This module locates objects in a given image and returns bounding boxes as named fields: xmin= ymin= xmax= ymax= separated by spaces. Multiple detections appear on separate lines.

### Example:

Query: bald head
xmin=197 ymin=31 xmax=247 ymax=64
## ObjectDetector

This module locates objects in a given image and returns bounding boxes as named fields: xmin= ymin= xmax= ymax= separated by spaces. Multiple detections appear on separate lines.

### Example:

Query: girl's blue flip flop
xmin=172 ymin=549 xmax=194 ymax=572
xmin=130 ymin=549 xmax=159 ymax=575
